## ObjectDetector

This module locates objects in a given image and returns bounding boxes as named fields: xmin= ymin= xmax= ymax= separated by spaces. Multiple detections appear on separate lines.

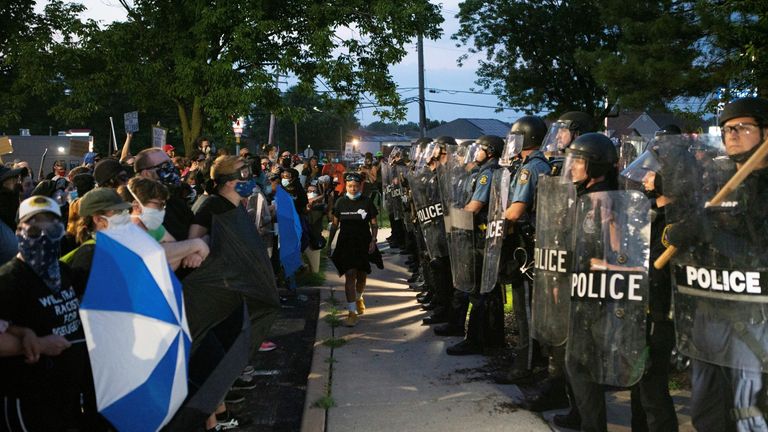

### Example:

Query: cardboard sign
xmin=69 ymin=139 xmax=90 ymax=157
xmin=0 ymin=136 xmax=12 ymax=155
xmin=152 ymin=126 xmax=167 ymax=148
xmin=124 ymin=111 xmax=139 ymax=133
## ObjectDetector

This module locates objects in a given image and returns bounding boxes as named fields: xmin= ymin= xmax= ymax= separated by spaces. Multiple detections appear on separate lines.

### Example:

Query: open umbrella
xmin=79 ymin=224 xmax=190 ymax=432
xmin=167 ymin=207 xmax=280 ymax=429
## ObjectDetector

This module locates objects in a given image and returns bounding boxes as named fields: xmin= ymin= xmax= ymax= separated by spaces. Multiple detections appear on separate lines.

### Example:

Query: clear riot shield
xmin=530 ymin=176 xmax=577 ymax=346
xmin=617 ymin=136 xmax=646 ymax=172
xmin=412 ymin=170 xmax=448 ymax=259
xmin=479 ymin=134 xmax=522 ymax=294
xmin=668 ymin=134 xmax=768 ymax=372
xmin=439 ymin=143 xmax=478 ymax=292
xmin=380 ymin=161 xmax=393 ymax=214
xmin=566 ymin=190 xmax=651 ymax=387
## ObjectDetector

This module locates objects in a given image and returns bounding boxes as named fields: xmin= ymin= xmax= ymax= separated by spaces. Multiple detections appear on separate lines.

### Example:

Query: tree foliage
xmin=453 ymin=1 xmax=768 ymax=118
xmin=93 ymin=0 xmax=444 ymax=154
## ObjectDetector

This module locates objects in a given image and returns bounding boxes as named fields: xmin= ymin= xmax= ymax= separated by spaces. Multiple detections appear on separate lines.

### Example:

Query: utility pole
xmin=418 ymin=33 xmax=427 ymax=138
xmin=268 ymin=73 xmax=280 ymax=150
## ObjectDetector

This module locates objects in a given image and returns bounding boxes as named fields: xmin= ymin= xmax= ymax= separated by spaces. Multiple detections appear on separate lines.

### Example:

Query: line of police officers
xmin=381 ymin=96 xmax=768 ymax=431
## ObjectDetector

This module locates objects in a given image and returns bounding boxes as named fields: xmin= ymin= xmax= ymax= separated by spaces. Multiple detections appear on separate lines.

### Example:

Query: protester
xmin=327 ymin=172 xmax=379 ymax=327
xmin=0 ymin=165 xmax=25 ymax=230
xmin=0 ymin=195 xmax=102 ymax=431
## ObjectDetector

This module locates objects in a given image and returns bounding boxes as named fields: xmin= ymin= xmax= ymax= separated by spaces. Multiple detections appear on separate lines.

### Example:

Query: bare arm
xmin=119 ymin=133 xmax=133 ymax=163
xmin=162 ymin=238 xmax=210 ymax=270
xmin=368 ymin=217 xmax=378 ymax=253
xmin=464 ymin=200 xmax=484 ymax=214
xmin=504 ymin=202 xmax=527 ymax=222
xmin=188 ymin=223 xmax=208 ymax=240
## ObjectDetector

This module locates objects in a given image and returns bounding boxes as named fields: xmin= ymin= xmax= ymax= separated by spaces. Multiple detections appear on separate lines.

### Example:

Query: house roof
xmin=426 ymin=118 xmax=510 ymax=140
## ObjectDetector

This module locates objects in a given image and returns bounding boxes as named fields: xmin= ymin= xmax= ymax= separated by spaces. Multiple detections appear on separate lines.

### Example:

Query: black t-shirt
xmin=0 ymin=258 xmax=88 ymax=399
xmin=333 ymin=195 xmax=378 ymax=238
xmin=164 ymin=194 xmax=194 ymax=241
xmin=192 ymin=193 xmax=238 ymax=232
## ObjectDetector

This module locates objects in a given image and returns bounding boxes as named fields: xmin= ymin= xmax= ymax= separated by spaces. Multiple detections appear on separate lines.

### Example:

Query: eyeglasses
xmin=721 ymin=122 xmax=760 ymax=136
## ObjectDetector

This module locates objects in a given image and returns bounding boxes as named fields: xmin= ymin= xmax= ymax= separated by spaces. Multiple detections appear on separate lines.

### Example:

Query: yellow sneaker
xmin=356 ymin=298 xmax=366 ymax=315
xmin=344 ymin=311 xmax=359 ymax=327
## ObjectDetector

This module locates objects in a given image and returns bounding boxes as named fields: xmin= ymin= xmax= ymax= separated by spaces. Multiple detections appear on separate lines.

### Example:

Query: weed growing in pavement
xmin=322 ymin=337 xmax=347 ymax=348
xmin=313 ymin=394 xmax=337 ymax=409
xmin=324 ymin=310 xmax=342 ymax=327
xmin=324 ymin=357 xmax=338 ymax=364
xmin=325 ymin=295 xmax=340 ymax=306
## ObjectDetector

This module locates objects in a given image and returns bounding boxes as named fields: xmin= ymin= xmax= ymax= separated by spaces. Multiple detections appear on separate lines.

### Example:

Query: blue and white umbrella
xmin=79 ymin=224 xmax=191 ymax=432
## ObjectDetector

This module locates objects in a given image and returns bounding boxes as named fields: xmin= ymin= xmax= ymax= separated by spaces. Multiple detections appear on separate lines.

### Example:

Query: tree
xmin=246 ymin=86 xmax=359 ymax=152
xmin=696 ymin=0 xmax=768 ymax=100
xmin=453 ymin=0 xmax=610 ymax=117
xmin=91 ymin=0 xmax=443 ymax=155
xmin=580 ymin=1 xmax=707 ymax=111
xmin=453 ymin=0 xmax=712 ymax=118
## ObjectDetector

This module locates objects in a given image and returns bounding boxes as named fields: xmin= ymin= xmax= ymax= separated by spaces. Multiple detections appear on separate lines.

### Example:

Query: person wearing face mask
xmin=61 ymin=188 xmax=134 ymax=281
xmin=118 ymin=177 xmax=210 ymax=271
xmin=327 ymin=172 xmax=380 ymax=327
xmin=0 ymin=196 xmax=104 ymax=431
xmin=135 ymin=148 xmax=193 ymax=241
xmin=280 ymin=169 xmax=309 ymax=216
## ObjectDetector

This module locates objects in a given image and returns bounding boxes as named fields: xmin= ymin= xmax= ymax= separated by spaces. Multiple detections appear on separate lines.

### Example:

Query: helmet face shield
xmin=501 ymin=133 xmax=524 ymax=167
xmin=463 ymin=142 xmax=479 ymax=165
xmin=561 ymin=151 xmax=589 ymax=184
xmin=415 ymin=142 xmax=436 ymax=170
xmin=620 ymin=149 xmax=661 ymax=185
xmin=388 ymin=147 xmax=402 ymax=164
xmin=541 ymin=121 xmax=573 ymax=154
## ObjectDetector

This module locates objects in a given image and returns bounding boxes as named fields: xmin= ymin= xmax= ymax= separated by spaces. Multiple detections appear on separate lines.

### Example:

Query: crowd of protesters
xmin=0 ymin=135 xmax=384 ymax=431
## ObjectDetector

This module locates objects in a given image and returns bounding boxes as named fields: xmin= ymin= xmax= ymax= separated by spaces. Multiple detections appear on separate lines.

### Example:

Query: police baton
xmin=654 ymin=136 xmax=768 ymax=269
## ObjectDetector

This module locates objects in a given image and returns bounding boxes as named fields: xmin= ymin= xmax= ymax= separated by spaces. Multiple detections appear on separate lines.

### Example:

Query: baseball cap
xmin=79 ymin=188 xmax=132 ymax=217
xmin=18 ymin=195 xmax=61 ymax=222
xmin=163 ymin=144 xmax=175 ymax=152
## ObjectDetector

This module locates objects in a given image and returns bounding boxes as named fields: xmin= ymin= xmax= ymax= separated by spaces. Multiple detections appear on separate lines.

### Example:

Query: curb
xmin=300 ymin=283 xmax=335 ymax=432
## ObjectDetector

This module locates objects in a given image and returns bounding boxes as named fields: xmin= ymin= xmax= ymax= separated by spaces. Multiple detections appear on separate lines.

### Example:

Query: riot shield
xmin=668 ymin=134 xmax=768 ymax=372
xmin=479 ymin=134 xmax=522 ymax=294
xmin=617 ymin=136 xmax=646 ymax=172
xmin=566 ymin=190 xmax=651 ymax=387
xmin=438 ymin=143 xmax=478 ymax=292
xmin=530 ymin=177 xmax=577 ymax=346
xmin=412 ymin=170 xmax=448 ymax=260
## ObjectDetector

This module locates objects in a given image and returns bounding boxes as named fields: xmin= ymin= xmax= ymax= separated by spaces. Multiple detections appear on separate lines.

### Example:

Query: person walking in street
xmin=327 ymin=172 xmax=379 ymax=327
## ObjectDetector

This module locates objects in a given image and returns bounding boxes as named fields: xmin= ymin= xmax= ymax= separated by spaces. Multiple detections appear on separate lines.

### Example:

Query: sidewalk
xmin=310 ymin=228 xmax=694 ymax=431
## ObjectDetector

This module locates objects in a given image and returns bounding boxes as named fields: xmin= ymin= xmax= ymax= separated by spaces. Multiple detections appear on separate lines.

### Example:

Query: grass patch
xmin=297 ymin=269 xmax=326 ymax=287
xmin=322 ymin=337 xmax=348 ymax=348
xmin=324 ymin=357 xmax=338 ymax=364
xmin=504 ymin=284 xmax=514 ymax=314
xmin=325 ymin=295 xmax=340 ymax=306
xmin=312 ymin=395 xmax=336 ymax=409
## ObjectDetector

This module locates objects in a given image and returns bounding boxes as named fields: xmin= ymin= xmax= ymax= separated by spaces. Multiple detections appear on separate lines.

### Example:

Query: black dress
xmin=331 ymin=195 xmax=378 ymax=275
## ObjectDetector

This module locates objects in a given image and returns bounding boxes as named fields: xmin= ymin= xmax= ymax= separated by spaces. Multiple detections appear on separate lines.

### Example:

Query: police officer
xmin=664 ymin=97 xmax=768 ymax=432
xmin=493 ymin=116 xmax=551 ymax=382
xmin=542 ymin=111 xmax=597 ymax=177
xmin=563 ymin=133 xmax=625 ymax=432
xmin=422 ymin=136 xmax=455 ymax=325
xmin=621 ymin=128 xmax=681 ymax=432
xmin=446 ymin=135 xmax=503 ymax=355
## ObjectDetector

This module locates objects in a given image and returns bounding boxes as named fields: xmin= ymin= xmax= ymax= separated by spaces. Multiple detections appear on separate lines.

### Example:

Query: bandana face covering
xmin=17 ymin=222 xmax=65 ymax=293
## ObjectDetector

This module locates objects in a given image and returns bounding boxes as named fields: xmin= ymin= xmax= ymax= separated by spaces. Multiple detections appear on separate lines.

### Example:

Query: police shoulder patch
xmin=479 ymin=174 xmax=488 ymax=185
xmin=518 ymin=169 xmax=530 ymax=184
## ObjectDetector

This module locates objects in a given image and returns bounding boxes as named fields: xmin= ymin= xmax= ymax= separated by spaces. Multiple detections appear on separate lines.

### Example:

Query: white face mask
xmin=103 ymin=212 xmax=131 ymax=230
xmin=139 ymin=207 xmax=166 ymax=231
xmin=307 ymin=192 xmax=318 ymax=199
xmin=281 ymin=178 xmax=291 ymax=187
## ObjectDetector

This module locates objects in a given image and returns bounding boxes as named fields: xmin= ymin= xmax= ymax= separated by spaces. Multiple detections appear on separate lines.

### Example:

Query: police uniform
xmin=461 ymin=159 xmax=504 ymax=352
xmin=505 ymin=150 xmax=551 ymax=375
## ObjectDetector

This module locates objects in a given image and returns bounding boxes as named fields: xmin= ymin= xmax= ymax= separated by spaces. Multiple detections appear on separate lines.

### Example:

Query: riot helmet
xmin=620 ymin=146 xmax=662 ymax=196
xmin=562 ymin=132 xmax=618 ymax=185
xmin=460 ymin=140 xmax=479 ymax=166
xmin=541 ymin=111 xmax=597 ymax=154
xmin=475 ymin=135 xmax=504 ymax=164
xmin=511 ymin=115 xmax=548 ymax=150
xmin=718 ymin=97 xmax=768 ymax=163
xmin=431 ymin=136 xmax=456 ymax=163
